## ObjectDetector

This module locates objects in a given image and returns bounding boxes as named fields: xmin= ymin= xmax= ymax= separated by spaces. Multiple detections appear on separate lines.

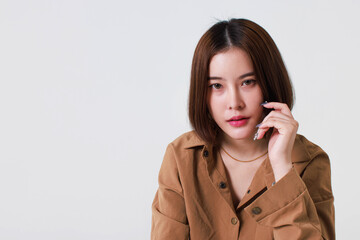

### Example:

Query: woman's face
xmin=207 ymin=47 xmax=264 ymax=141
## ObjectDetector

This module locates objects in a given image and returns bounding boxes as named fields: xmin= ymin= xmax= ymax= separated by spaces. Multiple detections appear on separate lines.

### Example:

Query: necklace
xmin=221 ymin=146 xmax=268 ymax=163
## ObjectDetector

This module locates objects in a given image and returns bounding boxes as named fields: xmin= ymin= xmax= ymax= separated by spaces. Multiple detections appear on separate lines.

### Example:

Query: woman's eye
xmin=242 ymin=80 xmax=256 ymax=86
xmin=210 ymin=83 xmax=222 ymax=89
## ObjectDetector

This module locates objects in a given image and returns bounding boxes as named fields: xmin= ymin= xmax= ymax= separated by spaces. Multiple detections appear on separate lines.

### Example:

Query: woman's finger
xmin=263 ymin=117 xmax=297 ymax=133
xmin=256 ymin=117 xmax=298 ymax=139
xmin=262 ymin=102 xmax=293 ymax=118
xmin=259 ymin=110 xmax=292 ymax=126
xmin=255 ymin=126 xmax=270 ymax=140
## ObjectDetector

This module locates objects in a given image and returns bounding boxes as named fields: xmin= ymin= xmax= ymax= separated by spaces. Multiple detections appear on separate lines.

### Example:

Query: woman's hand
xmin=256 ymin=102 xmax=299 ymax=182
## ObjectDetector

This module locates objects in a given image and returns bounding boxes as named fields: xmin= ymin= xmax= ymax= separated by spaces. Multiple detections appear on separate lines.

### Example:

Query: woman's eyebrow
xmin=239 ymin=72 xmax=255 ymax=79
xmin=208 ymin=72 xmax=255 ymax=80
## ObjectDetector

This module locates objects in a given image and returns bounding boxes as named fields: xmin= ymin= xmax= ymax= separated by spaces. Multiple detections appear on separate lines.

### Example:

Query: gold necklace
xmin=221 ymin=147 xmax=268 ymax=163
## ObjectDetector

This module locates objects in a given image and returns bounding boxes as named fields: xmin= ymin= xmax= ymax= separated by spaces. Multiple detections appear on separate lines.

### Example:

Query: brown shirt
xmin=151 ymin=131 xmax=335 ymax=239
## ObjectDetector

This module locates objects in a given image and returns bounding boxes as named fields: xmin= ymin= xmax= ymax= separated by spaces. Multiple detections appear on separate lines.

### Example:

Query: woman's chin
xmin=222 ymin=130 xmax=254 ymax=141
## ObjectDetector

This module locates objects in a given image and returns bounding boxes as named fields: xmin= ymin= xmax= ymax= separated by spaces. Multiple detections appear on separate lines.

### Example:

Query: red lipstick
xmin=227 ymin=115 xmax=249 ymax=127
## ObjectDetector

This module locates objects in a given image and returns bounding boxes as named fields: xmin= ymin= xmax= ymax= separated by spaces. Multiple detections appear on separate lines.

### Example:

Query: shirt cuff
xmin=244 ymin=167 xmax=307 ymax=222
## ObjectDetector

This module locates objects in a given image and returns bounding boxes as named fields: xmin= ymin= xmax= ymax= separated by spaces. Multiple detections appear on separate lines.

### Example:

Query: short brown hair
xmin=188 ymin=18 xmax=295 ymax=144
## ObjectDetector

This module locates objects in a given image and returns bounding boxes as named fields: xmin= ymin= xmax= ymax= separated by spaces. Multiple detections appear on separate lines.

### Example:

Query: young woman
xmin=151 ymin=19 xmax=335 ymax=240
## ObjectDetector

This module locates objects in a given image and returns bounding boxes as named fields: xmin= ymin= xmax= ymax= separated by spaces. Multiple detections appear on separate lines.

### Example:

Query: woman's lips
xmin=228 ymin=118 xmax=249 ymax=127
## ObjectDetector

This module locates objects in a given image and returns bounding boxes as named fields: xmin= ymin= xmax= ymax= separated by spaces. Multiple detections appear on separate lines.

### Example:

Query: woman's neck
xmin=219 ymin=133 xmax=268 ymax=160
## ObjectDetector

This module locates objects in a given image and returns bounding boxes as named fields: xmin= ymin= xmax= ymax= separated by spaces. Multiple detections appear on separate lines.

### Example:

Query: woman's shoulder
xmin=162 ymin=131 xmax=205 ymax=168
xmin=168 ymin=130 xmax=206 ymax=150
xmin=293 ymin=133 xmax=329 ymax=163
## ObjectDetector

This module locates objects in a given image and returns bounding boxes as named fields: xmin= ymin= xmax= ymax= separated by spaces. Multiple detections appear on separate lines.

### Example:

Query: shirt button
xmin=252 ymin=207 xmax=262 ymax=215
xmin=203 ymin=150 xmax=209 ymax=157
xmin=247 ymin=189 xmax=251 ymax=194
xmin=231 ymin=217 xmax=238 ymax=225
xmin=219 ymin=182 xmax=226 ymax=189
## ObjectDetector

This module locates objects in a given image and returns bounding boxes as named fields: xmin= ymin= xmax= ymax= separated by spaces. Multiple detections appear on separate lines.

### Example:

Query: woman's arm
xmin=245 ymin=149 xmax=335 ymax=239
xmin=255 ymin=102 xmax=335 ymax=239
xmin=151 ymin=144 xmax=190 ymax=240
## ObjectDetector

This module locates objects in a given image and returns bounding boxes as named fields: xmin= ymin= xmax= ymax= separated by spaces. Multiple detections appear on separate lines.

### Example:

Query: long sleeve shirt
xmin=151 ymin=131 xmax=335 ymax=239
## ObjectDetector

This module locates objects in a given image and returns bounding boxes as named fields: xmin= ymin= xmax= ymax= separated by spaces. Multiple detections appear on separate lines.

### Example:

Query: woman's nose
xmin=228 ymin=87 xmax=244 ymax=110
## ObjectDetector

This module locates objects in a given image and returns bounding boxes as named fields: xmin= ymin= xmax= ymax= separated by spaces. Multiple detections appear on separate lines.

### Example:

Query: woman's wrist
xmin=271 ymin=160 xmax=292 ymax=182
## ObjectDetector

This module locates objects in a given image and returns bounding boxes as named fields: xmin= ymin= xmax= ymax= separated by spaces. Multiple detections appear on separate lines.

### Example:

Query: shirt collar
xmin=184 ymin=131 xmax=312 ymax=163
xmin=183 ymin=131 xmax=207 ymax=149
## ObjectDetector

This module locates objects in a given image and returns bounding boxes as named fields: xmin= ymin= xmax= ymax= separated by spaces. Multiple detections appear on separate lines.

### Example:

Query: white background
xmin=0 ymin=0 xmax=359 ymax=239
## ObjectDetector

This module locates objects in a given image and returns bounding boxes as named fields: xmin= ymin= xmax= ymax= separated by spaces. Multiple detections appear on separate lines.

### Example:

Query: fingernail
xmin=256 ymin=123 xmax=261 ymax=128
xmin=253 ymin=132 xmax=258 ymax=141
xmin=261 ymin=101 xmax=268 ymax=106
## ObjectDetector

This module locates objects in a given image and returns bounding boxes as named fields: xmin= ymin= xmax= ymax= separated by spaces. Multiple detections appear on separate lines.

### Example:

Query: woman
xmin=151 ymin=18 xmax=335 ymax=240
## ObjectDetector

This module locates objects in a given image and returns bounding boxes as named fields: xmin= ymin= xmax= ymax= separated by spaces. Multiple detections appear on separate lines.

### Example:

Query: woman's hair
xmin=188 ymin=18 xmax=295 ymax=145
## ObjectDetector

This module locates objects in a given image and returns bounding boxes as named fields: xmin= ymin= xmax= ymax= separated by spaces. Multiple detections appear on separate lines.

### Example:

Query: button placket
xmin=204 ymin=146 xmax=235 ymax=216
